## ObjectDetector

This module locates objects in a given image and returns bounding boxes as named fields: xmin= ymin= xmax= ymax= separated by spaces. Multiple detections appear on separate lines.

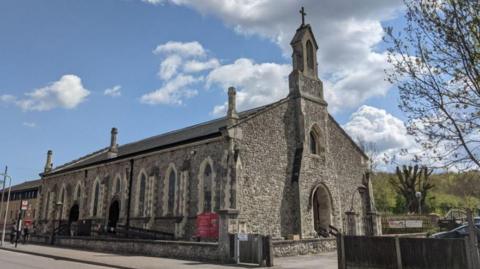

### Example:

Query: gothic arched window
xmin=74 ymin=184 xmax=81 ymax=201
xmin=203 ymin=164 xmax=213 ymax=212
xmin=167 ymin=170 xmax=176 ymax=215
xmin=310 ymin=130 xmax=318 ymax=155
xmin=115 ymin=178 xmax=121 ymax=194
xmin=45 ymin=191 xmax=51 ymax=219
xmin=138 ymin=173 xmax=147 ymax=216
xmin=306 ymin=40 xmax=314 ymax=70
xmin=92 ymin=181 xmax=100 ymax=217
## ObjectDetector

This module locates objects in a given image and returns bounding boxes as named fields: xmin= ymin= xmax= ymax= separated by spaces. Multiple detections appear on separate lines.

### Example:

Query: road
xmin=0 ymin=251 xmax=112 ymax=269
xmin=0 ymin=244 xmax=338 ymax=269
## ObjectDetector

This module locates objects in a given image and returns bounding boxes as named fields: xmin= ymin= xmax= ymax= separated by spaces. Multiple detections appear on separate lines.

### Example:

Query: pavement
xmin=0 ymin=243 xmax=338 ymax=269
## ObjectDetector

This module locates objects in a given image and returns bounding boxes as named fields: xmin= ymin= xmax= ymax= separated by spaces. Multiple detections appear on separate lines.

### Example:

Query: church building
xmin=36 ymin=18 xmax=373 ymax=241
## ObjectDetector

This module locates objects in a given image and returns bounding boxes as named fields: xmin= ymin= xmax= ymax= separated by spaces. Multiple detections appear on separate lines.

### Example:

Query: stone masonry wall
xmin=235 ymin=99 xmax=299 ymax=238
xmin=272 ymin=238 xmax=336 ymax=257
xmin=54 ymin=236 xmax=220 ymax=262
xmin=328 ymin=118 xmax=369 ymax=234
xmin=38 ymin=138 xmax=228 ymax=240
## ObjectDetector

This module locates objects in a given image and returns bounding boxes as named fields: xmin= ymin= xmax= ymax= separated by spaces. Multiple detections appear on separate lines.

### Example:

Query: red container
xmin=196 ymin=212 xmax=219 ymax=240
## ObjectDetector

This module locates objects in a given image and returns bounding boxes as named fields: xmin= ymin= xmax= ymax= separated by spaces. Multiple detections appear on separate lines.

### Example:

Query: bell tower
xmin=289 ymin=7 xmax=324 ymax=102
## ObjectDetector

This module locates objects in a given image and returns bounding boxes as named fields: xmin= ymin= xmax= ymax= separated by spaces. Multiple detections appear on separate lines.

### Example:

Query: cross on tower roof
xmin=299 ymin=6 xmax=307 ymax=26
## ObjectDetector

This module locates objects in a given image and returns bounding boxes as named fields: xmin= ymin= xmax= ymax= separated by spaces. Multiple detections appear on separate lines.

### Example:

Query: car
xmin=431 ymin=223 xmax=480 ymax=240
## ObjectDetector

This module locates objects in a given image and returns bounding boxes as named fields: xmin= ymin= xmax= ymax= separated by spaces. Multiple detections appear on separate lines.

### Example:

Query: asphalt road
xmin=0 ymin=251 xmax=113 ymax=269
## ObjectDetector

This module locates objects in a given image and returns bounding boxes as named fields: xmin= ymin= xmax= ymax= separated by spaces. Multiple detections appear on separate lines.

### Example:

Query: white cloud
xmin=1 ymin=74 xmax=89 ymax=111
xmin=104 ymin=85 xmax=122 ymax=97
xmin=158 ymin=55 xmax=182 ymax=80
xmin=22 ymin=122 xmax=36 ymax=128
xmin=143 ymin=0 xmax=403 ymax=112
xmin=343 ymin=105 xmax=425 ymax=169
xmin=183 ymin=59 xmax=220 ymax=73
xmin=207 ymin=58 xmax=290 ymax=115
xmin=140 ymin=74 xmax=200 ymax=105
xmin=153 ymin=41 xmax=206 ymax=58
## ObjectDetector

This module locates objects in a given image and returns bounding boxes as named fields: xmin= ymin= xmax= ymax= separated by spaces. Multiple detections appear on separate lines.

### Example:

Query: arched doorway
xmin=108 ymin=200 xmax=120 ymax=232
xmin=68 ymin=204 xmax=79 ymax=223
xmin=312 ymin=184 xmax=332 ymax=236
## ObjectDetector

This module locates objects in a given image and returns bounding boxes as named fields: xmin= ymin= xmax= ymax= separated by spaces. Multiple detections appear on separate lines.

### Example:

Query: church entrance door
xmin=68 ymin=204 xmax=79 ymax=223
xmin=108 ymin=200 xmax=120 ymax=232
xmin=312 ymin=184 xmax=332 ymax=237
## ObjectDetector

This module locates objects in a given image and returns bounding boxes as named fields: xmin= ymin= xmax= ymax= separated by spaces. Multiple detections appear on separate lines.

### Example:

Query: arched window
xmin=44 ymin=191 xmax=51 ymax=219
xmin=75 ymin=184 xmax=81 ymax=201
xmin=138 ymin=173 xmax=147 ymax=216
xmin=306 ymin=40 xmax=314 ymax=70
xmin=92 ymin=181 xmax=100 ymax=217
xmin=167 ymin=170 xmax=176 ymax=215
xmin=310 ymin=131 xmax=318 ymax=155
xmin=203 ymin=164 xmax=213 ymax=212
xmin=115 ymin=177 xmax=121 ymax=194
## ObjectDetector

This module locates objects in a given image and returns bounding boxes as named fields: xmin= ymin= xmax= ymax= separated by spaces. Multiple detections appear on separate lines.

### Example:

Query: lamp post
xmin=0 ymin=171 xmax=12 ymax=246
xmin=415 ymin=191 xmax=422 ymax=215
xmin=50 ymin=201 xmax=63 ymax=245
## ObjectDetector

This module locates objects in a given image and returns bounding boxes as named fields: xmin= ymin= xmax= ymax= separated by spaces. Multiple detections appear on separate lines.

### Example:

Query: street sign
xmin=237 ymin=233 xmax=248 ymax=241
xmin=21 ymin=200 xmax=28 ymax=211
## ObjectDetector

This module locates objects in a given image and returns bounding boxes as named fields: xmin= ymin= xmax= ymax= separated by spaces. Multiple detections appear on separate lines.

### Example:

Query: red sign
xmin=196 ymin=212 xmax=219 ymax=240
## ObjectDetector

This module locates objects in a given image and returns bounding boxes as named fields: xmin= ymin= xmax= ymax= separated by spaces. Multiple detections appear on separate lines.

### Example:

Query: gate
xmin=231 ymin=234 xmax=273 ymax=266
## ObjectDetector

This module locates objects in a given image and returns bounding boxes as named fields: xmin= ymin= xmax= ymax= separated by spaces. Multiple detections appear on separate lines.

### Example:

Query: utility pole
xmin=1 ymin=169 xmax=12 ymax=246
xmin=0 ymin=166 xmax=7 ymax=245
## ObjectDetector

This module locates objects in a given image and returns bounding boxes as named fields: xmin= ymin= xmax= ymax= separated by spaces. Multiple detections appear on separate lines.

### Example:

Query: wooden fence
xmin=338 ymin=235 xmax=474 ymax=269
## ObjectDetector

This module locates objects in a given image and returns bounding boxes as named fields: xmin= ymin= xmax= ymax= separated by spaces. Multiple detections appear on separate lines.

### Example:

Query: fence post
xmin=394 ymin=237 xmax=403 ymax=269
xmin=465 ymin=236 xmax=473 ymax=269
xmin=466 ymin=209 xmax=480 ymax=269
xmin=257 ymin=235 xmax=264 ymax=266
xmin=265 ymin=235 xmax=274 ymax=267
xmin=337 ymin=234 xmax=346 ymax=269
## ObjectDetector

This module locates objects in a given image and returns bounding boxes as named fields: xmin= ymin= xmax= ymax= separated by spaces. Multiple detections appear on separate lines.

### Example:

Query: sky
xmin=0 ymin=0 xmax=417 ymax=185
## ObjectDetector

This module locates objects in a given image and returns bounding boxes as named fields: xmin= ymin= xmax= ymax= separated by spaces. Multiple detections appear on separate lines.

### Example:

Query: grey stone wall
xmin=272 ymin=238 xmax=336 ymax=257
xmin=54 ymin=236 xmax=220 ymax=262
xmin=234 ymin=99 xmax=300 ymax=238
xmin=327 ymin=118 xmax=369 ymax=234
xmin=37 ymin=138 xmax=228 ymax=240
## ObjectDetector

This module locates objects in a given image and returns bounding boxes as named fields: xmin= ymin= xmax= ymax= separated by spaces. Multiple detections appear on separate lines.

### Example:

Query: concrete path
xmin=0 ymin=243 xmax=338 ymax=269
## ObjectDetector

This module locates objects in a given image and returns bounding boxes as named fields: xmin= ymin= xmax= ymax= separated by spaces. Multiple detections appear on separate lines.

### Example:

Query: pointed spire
xmin=44 ymin=150 xmax=53 ymax=173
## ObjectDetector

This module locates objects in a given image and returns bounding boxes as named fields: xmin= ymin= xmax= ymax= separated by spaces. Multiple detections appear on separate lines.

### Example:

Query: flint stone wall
xmin=54 ymin=236 xmax=220 ymax=262
xmin=272 ymin=238 xmax=336 ymax=257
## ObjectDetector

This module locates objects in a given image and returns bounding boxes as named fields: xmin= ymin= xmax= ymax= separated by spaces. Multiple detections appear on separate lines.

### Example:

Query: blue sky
xmin=0 ymin=0 xmax=410 ymax=185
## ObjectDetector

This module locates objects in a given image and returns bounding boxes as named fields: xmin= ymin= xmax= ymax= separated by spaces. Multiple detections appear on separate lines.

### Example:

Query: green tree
xmin=390 ymin=165 xmax=434 ymax=213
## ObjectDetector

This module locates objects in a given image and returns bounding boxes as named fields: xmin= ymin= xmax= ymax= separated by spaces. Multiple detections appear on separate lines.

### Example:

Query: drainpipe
xmin=125 ymin=159 xmax=134 ymax=236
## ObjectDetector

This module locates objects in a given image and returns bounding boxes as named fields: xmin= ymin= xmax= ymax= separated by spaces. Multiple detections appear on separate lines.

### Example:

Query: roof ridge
xmin=52 ymin=147 xmax=109 ymax=172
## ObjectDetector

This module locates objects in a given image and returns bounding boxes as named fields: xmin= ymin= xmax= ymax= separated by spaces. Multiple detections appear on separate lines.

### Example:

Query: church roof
xmin=45 ymin=103 xmax=272 ymax=176
xmin=0 ymin=179 xmax=41 ymax=193
xmin=290 ymin=24 xmax=318 ymax=49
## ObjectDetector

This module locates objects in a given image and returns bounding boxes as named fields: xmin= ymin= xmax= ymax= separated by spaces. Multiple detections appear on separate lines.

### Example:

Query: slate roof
xmin=46 ymin=102 xmax=276 ymax=176
xmin=0 ymin=179 xmax=41 ymax=193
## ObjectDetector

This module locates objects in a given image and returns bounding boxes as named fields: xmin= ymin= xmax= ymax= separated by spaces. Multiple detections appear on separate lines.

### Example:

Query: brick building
xmin=0 ymin=179 xmax=41 ymax=230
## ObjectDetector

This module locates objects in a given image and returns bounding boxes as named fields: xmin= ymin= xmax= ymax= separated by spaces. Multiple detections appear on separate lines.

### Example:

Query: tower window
xmin=306 ymin=40 xmax=314 ymax=70
xmin=310 ymin=131 xmax=318 ymax=155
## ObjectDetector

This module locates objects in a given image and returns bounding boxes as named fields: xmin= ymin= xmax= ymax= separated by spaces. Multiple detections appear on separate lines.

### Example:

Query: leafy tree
xmin=385 ymin=0 xmax=480 ymax=169
xmin=389 ymin=165 xmax=434 ymax=213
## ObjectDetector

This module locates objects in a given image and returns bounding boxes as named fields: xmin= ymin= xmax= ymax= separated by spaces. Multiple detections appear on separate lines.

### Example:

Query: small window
xmin=92 ymin=182 xmax=100 ymax=217
xmin=167 ymin=170 xmax=176 ymax=215
xmin=310 ymin=131 xmax=318 ymax=155
xmin=138 ymin=174 xmax=147 ymax=216
xmin=203 ymin=164 xmax=213 ymax=212
xmin=306 ymin=40 xmax=314 ymax=70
